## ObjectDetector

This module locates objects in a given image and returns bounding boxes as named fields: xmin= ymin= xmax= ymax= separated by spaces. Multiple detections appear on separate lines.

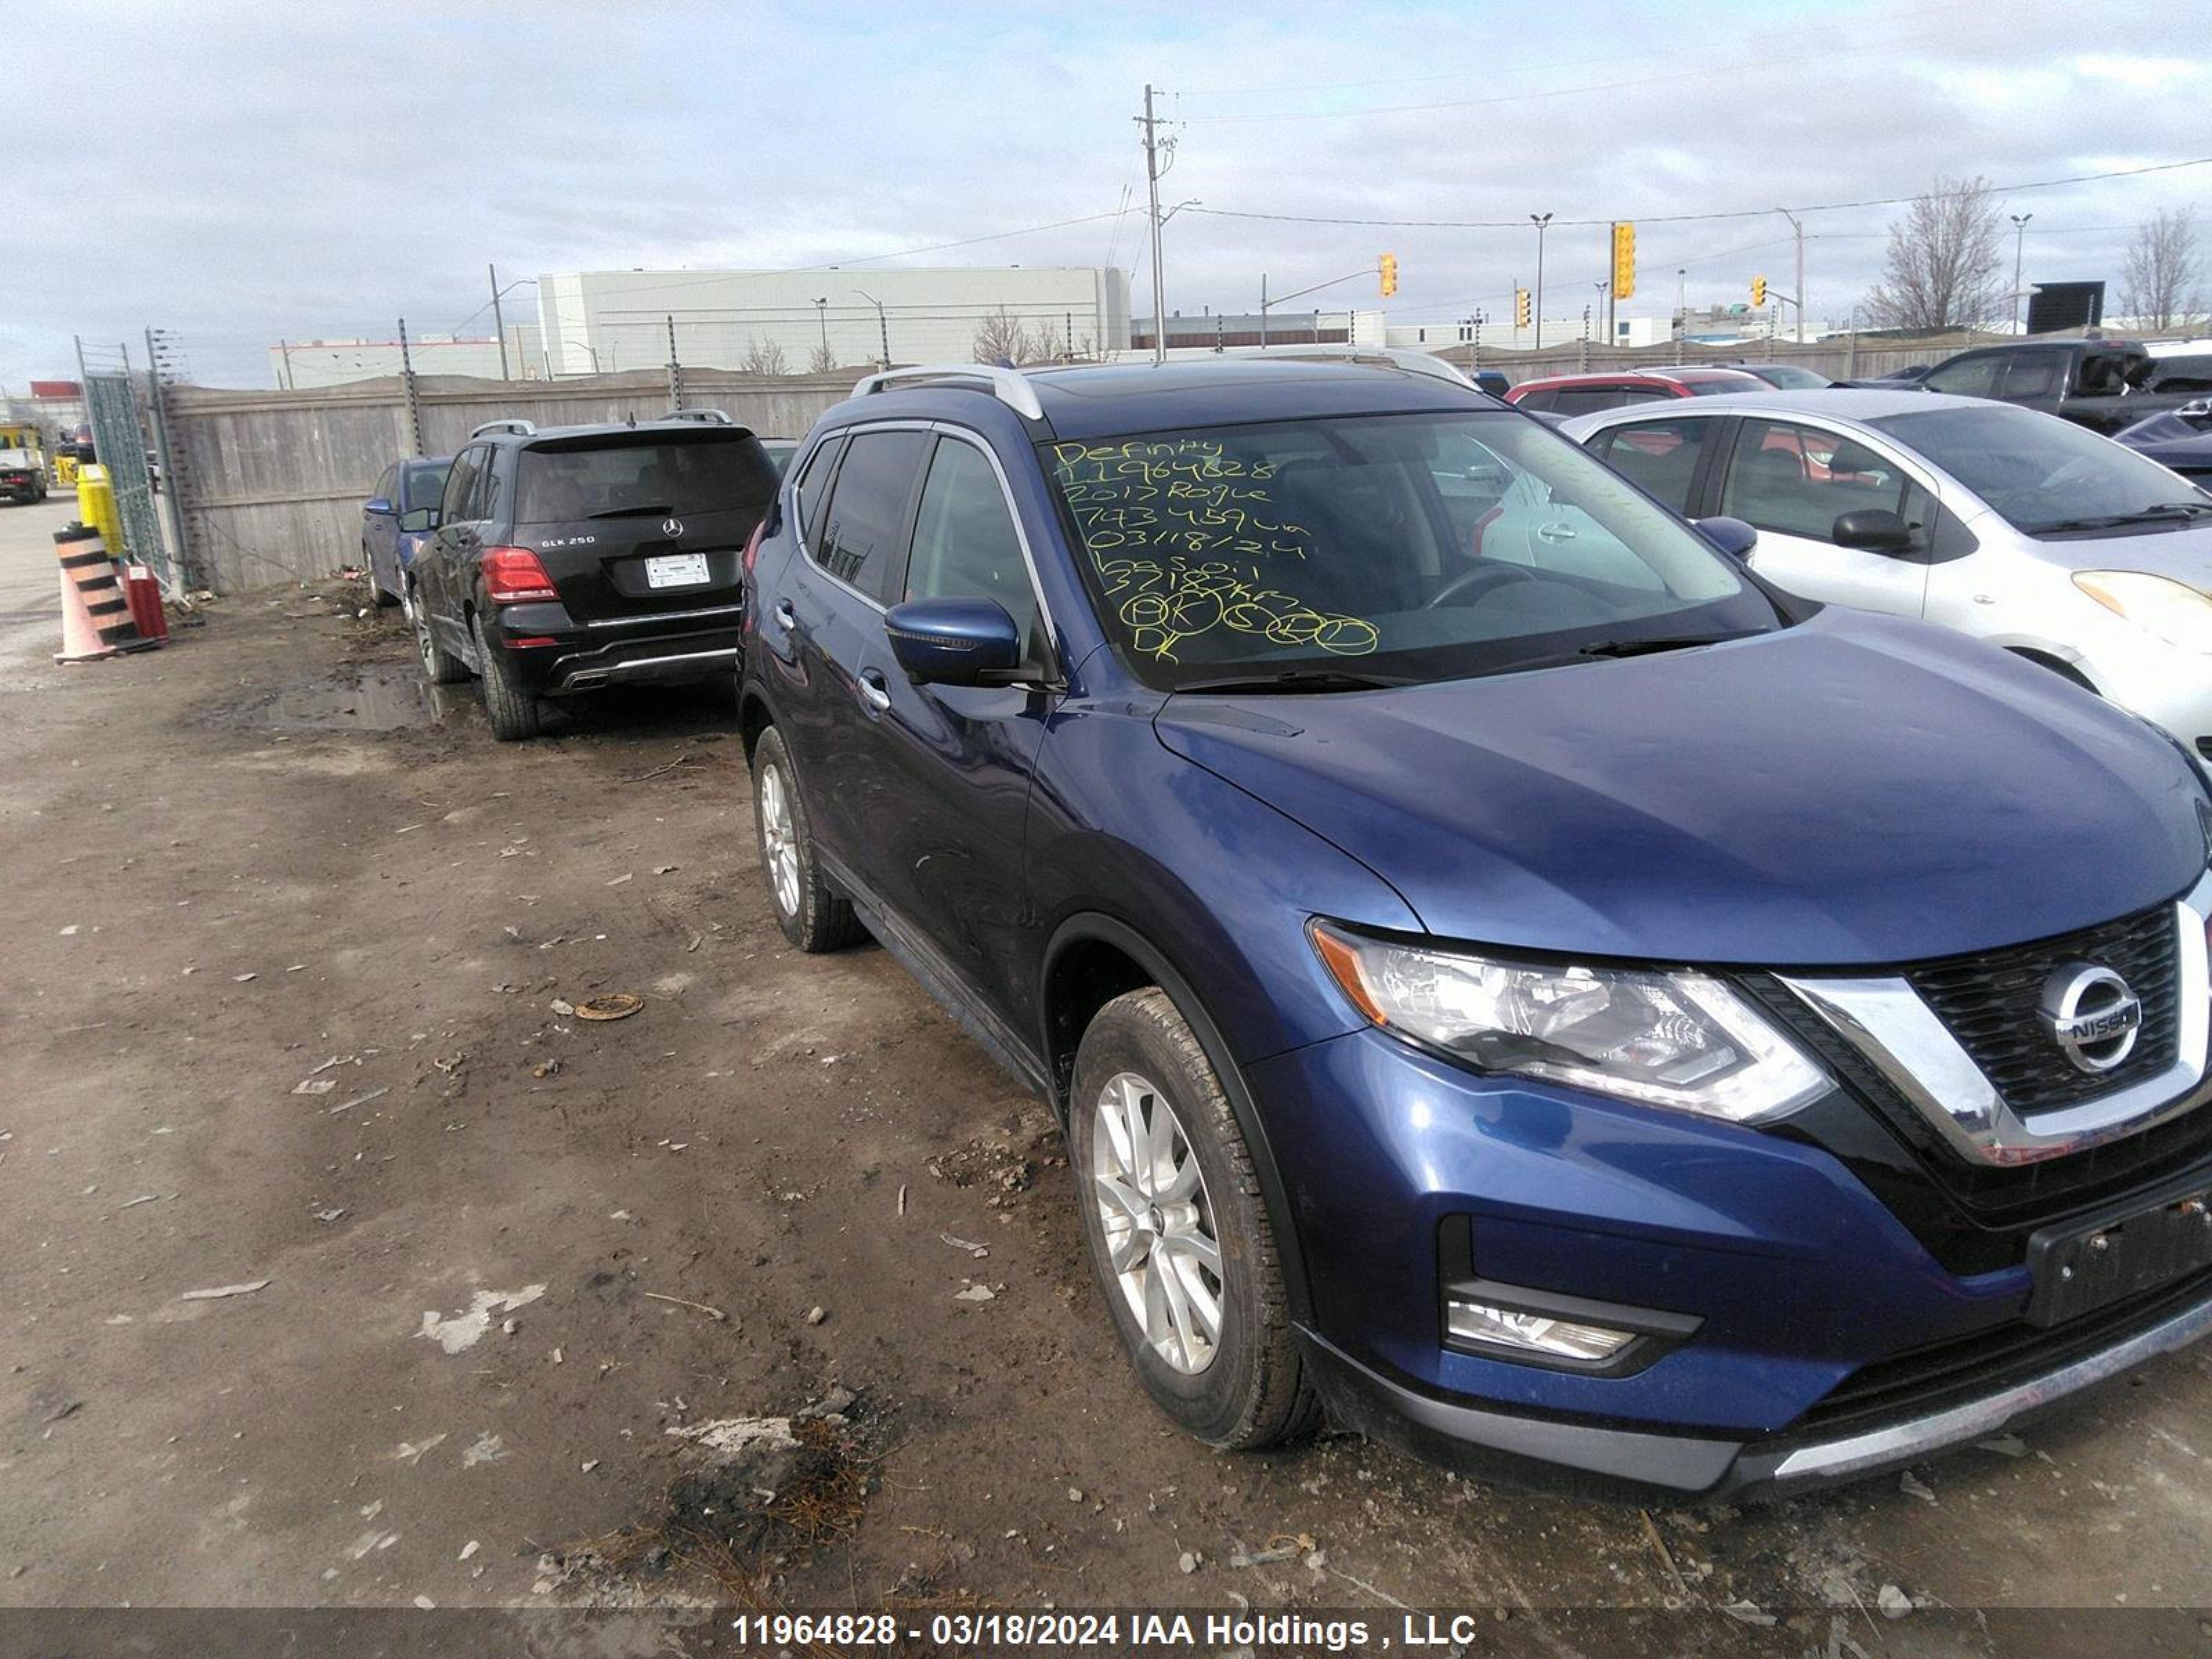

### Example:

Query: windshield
xmin=1871 ymin=404 xmax=2212 ymax=534
xmin=1747 ymin=365 xmax=1833 ymax=389
xmin=1044 ymin=411 xmax=1783 ymax=688
xmin=515 ymin=431 xmax=780 ymax=525
xmin=401 ymin=462 xmax=451 ymax=512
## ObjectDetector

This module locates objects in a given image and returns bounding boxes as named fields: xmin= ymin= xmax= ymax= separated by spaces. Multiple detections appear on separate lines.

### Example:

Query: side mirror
xmin=885 ymin=598 xmax=1022 ymax=687
xmin=1694 ymin=516 xmax=1759 ymax=559
xmin=364 ymin=496 xmax=393 ymax=516
xmin=400 ymin=507 xmax=435 ymax=532
xmin=1832 ymin=509 xmax=1913 ymax=552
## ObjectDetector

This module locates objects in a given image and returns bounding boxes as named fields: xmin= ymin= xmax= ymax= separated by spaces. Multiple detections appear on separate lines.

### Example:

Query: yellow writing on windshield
xmin=1050 ymin=439 xmax=1380 ymax=659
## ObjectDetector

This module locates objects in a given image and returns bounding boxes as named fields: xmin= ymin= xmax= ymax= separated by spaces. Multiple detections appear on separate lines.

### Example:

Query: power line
xmin=1185 ymin=157 xmax=2212 ymax=232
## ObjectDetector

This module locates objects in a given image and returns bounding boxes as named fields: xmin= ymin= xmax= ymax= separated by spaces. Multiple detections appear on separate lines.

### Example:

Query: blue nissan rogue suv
xmin=738 ymin=353 xmax=2212 ymax=1498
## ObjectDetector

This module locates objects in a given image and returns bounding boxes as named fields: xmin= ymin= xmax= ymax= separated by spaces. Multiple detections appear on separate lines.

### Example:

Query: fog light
xmin=1445 ymin=1296 xmax=1636 ymax=1362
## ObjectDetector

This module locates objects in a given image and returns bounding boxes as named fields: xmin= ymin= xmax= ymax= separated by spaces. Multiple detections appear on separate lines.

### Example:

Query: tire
xmin=1070 ymin=988 xmax=1320 ymax=1450
xmin=364 ymin=546 xmax=397 ymax=608
xmin=472 ymin=612 xmax=542 ymax=742
xmin=409 ymin=581 xmax=468 ymax=686
xmin=750 ymin=725 xmax=865 ymax=952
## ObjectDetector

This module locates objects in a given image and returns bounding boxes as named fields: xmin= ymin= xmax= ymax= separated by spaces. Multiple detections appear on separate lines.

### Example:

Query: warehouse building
xmin=536 ymin=266 xmax=1132 ymax=377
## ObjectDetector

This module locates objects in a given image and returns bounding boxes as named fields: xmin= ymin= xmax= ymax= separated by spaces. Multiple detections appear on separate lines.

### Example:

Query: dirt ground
xmin=6 ymin=494 xmax=2212 ymax=1655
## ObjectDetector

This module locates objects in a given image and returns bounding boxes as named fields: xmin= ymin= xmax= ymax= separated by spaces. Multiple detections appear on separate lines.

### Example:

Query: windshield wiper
xmin=2030 ymin=503 xmax=2212 ymax=533
xmin=1576 ymin=630 xmax=1756 ymax=659
xmin=586 ymin=502 xmax=675 ymax=519
xmin=1172 ymin=668 xmax=1414 ymax=694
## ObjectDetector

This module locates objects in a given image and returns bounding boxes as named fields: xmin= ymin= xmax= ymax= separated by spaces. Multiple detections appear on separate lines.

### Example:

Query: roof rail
xmin=663 ymin=408 xmax=735 ymax=424
xmin=1244 ymin=344 xmax=1481 ymax=391
xmin=852 ymin=364 xmax=1045 ymax=422
xmin=470 ymin=418 xmax=537 ymax=438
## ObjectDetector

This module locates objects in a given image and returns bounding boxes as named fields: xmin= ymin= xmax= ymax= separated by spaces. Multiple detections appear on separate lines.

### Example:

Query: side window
xmin=374 ymin=465 xmax=397 ymax=505
xmin=1924 ymin=353 xmax=2000 ymax=397
xmin=904 ymin=438 xmax=1038 ymax=644
xmin=1551 ymin=387 xmax=1627 ymax=417
xmin=439 ymin=449 xmax=482 ymax=523
xmin=1722 ymin=421 xmax=1927 ymax=549
xmin=1590 ymin=418 xmax=1709 ymax=514
xmin=791 ymin=434 xmax=846 ymax=547
xmin=1512 ymin=388 xmax=1556 ymax=413
xmin=811 ymin=429 xmax=928 ymax=604
xmin=1997 ymin=353 xmax=2061 ymax=400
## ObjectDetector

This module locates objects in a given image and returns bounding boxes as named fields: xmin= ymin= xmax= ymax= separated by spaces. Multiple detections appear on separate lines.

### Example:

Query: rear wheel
xmin=472 ymin=612 xmax=542 ymax=742
xmin=751 ymin=725 xmax=865 ymax=952
xmin=409 ymin=581 xmax=467 ymax=686
xmin=1070 ymin=988 xmax=1319 ymax=1450
xmin=364 ymin=545 xmax=397 ymax=608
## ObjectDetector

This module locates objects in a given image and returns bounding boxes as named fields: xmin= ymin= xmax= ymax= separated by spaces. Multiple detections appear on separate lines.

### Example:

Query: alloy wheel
xmin=1090 ymin=1070 xmax=1224 ymax=1374
xmin=758 ymin=760 xmax=801 ymax=919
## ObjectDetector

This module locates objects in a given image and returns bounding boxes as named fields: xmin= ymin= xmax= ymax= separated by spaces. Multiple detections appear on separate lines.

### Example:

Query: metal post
xmin=666 ymin=314 xmax=683 ymax=410
xmin=144 ymin=327 xmax=193 ymax=590
xmin=1470 ymin=312 xmax=1481 ymax=371
xmin=1259 ymin=273 xmax=1268 ymax=349
xmin=2010 ymin=214 xmax=2034 ymax=335
xmin=1676 ymin=269 xmax=1687 ymax=342
xmin=397 ymin=318 xmax=423 ymax=456
xmin=1578 ymin=304 xmax=1591 ymax=372
xmin=1777 ymin=208 xmax=1806 ymax=344
xmin=278 ymin=339 xmax=295 ymax=389
xmin=489 ymin=264 xmax=510 ymax=379
xmin=1530 ymin=213 xmax=1553 ymax=352
xmin=1140 ymin=84 xmax=1168 ymax=365
xmin=855 ymin=290 xmax=890 ymax=370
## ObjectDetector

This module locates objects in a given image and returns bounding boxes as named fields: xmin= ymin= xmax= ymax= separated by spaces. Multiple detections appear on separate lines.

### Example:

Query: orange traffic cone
xmin=54 ymin=523 xmax=152 ymax=664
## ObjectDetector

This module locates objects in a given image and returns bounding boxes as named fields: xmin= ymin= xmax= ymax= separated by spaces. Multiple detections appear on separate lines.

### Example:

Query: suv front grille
xmin=1905 ymin=905 xmax=2179 ymax=1116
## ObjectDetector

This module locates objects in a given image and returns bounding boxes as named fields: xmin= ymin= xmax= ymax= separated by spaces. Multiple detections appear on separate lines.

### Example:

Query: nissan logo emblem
xmin=2039 ymin=963 xmax=2143 ymax=1075
xmin=662 ymin=516 xmax=684 ymax=538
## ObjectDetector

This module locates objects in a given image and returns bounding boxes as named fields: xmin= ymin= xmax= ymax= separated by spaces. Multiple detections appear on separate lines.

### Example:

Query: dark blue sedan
xmin=362 ymin=455 xmax=452 ymax=606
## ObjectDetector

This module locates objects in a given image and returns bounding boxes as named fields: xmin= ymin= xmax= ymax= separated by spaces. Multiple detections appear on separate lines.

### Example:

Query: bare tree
xmin=973 ymin=306 xmax=1030 ymax=364
xmin=806 ymin=343 xmax=839 ymax=375
xmin=739 ymin=338 xmax=790 ymax=376
xmin=2121 ymin=208 xmax=2204 ymax=333
xmin=1864 ymin=176 xmax=2006 ymax=334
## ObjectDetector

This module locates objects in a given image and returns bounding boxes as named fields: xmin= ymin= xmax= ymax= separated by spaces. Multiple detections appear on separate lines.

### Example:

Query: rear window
xmin=402 ymin=462 xmax=451 ymax=512
xmin=515 ymin=432 xmax=779 ymax=525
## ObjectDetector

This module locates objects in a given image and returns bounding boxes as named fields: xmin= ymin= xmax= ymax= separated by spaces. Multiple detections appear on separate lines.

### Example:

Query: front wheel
xmin=410 ymin=583 xmax=468 ymax=686
xmin=471 ymin=613 xmax=542 ymax=742
xmin=1070 ymin=988 xmax=1320 ymax=1450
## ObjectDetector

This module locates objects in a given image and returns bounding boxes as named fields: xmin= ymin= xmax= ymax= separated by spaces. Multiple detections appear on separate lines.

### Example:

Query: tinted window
xmin=1550 ymin=387 xmax=1630 ymax=416
xmin=1924 ymin=353 xmax=2001 ymax=397
xmin=1721 ymin=420 xmax=1930 ymax=547
xmin=812 ymin=429 xmax=927 ymax=603
xmin=2148 ymin=355 xmax=2212 ymax=393
xmin=1997 ymin=353 xmax=2062 ymax=400
xmin=439 ymin=448 xmax=484 ymax=522
xmin=1512 ymin=388 xmax=1557 ymax=413
xmin=1591 ymin=418 xmax=1710 ymax=513
xmin=905 ymin=438 xmax=1037 ymax=641
xmin=1871 ymin=404 xmax=2212 ymax=533
xmin=1045 ymin=413 xmax=1774 ymax=688
xmin=402 ymin=461 xmax=451 ymax=512
xmin=516 ymin=432 xmax=778 ymax=525
xmin=791 ymin=435 xmax=845 ymax=547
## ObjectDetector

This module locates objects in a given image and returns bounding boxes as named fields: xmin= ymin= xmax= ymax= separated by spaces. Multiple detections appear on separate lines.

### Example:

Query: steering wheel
xmin=1427 ymin=562 xmax=1540 ymax=610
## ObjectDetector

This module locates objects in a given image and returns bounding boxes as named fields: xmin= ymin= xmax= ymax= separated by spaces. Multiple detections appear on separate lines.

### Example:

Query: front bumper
xmin=486 ymin=602 xmax=741 ymax=696
xmin=1245 ymin=1024 xmax=2212 ymax=1499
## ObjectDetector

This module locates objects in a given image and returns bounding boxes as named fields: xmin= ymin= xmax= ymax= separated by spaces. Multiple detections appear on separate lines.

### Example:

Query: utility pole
xmin=489 ymin=263 xmax=510 ymax=379
xmin=1775 ymin=208 xmax=1806 ymax=343
xmin=1138 ymin=84 xmax=1172 ymax=365
xmin=1594 ymin=280 xmax=1609 ymax=357
xmin=812 ymin=296 xmax=829 ymax=359
xmin=1676 ymin=269 xmax=1687 ymax=342
xmin=396 ymin=319 xmax=422 ymax=457
xmin=1259 ymin=273 xmax=1268 ymax=348
xmin=2010 ymin=213 xmax=2034 ymax=335
xmin=854 ymin=290 xmax=890 ymax=371
xmin=666 ymin=315 xmax=683 ymax=410
xmin=1468 ymin=312 xmax=1481 ymax=372
xmin=277 ymin=339 xmax=294 ymax=389
xmin=1529 ymin=212 xmax=1553 ymax=352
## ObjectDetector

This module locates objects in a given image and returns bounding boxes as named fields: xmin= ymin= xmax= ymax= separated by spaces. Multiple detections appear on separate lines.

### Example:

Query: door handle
xmin=857 ymin=668 xmax=892 ymax=713
xmin=773 ymin=599 xmax=796 ymax=628
xmin=1536 ymin=521 xmax=1579 ymax=544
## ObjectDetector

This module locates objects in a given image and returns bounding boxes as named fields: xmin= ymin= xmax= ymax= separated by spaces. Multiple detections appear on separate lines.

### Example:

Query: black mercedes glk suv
xmin=406 ymin=410 xmax=780 ymax=739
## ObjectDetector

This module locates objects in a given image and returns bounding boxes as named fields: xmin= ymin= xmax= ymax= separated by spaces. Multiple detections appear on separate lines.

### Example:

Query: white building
xmin=268 ymin=326 xmax=543 ymax=388
xmin=535 ymin=266 xmax=1132 ymax=377
xmin=1387 ymin=314 xmax=1682 ymax=355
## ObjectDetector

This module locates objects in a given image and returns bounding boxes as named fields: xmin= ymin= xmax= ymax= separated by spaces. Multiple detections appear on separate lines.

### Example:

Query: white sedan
xmin=1560 ymin=390 xmax=2212 ymax=761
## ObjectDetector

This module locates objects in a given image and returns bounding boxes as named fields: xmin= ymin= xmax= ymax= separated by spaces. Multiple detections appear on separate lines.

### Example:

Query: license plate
xmin=645 ymin=552 xmax=710 ymax=589
xmin=2025 ymin=1185 xmax=2212 ymax=1327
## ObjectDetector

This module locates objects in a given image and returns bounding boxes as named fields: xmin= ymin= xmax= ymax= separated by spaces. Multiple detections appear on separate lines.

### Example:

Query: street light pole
xmin=1530 ymin=212 xmax=1553 ymax=352
xmin=1138 ymin=84 xmax=1172 ymax=365
xmin=489 ymin=263 xmax=510 ymax=379
xmin=1676 ymin=268 xmax=1687 ymax=341
xmin=1776 ymin=207 xmax=1806 ymax=343
xmin=854 ymin=290 xmax=890 ymax=371
xmin=2010 ymin=214 xmax=2034 ymax=335
xmin=812 ymin=297 xmax=829 ymax=360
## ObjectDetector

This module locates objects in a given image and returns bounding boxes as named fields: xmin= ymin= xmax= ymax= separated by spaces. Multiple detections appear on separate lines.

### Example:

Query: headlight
xmin=1310 ymin=922 xmax=1828 ymax=1124
xmin=2074 ymin=570 xmax=2212 ymax=653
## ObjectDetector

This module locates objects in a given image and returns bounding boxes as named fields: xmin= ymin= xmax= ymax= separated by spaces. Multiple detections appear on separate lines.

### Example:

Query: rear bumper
xmin=1304 ymin=1277 xmax=2212 ymax=1501
xmin=485 ymin=603 xmax=741 ymax=695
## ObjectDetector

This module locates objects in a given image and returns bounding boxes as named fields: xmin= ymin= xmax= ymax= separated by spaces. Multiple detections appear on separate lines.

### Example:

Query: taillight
xmin=741 ymin=520 xmax=767 ymax=577
xmin=482 ymin=545 xmax=557 ymax=603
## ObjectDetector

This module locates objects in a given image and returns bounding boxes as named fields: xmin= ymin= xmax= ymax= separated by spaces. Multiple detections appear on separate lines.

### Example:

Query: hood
xmin=2021 ymin=518 xmax=2212 ymax=581
xmin=1154 ymin=610 xmax=2207 ymax=966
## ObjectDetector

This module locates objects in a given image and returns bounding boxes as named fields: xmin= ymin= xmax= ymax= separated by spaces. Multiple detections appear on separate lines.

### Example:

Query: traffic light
xmin=1514 ymin=287 xmax=1531 ymax=328
xmin=1751 ymin=274 xmax=1768 ymax=308
xmin=1378 ymin=253 xmax=1399 ymax=298
xmin=1611 ymin=222 xmax=1636 ymax=301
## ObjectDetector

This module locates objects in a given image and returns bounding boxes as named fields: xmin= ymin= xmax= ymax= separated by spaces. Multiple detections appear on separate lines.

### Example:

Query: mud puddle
xmin=241 ymin=662 xmax=478 ymax=732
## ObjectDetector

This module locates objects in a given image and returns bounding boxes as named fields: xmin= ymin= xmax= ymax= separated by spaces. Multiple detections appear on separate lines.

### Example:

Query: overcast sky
xmin=6 ymin=0 xmax=2206 ymax=387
